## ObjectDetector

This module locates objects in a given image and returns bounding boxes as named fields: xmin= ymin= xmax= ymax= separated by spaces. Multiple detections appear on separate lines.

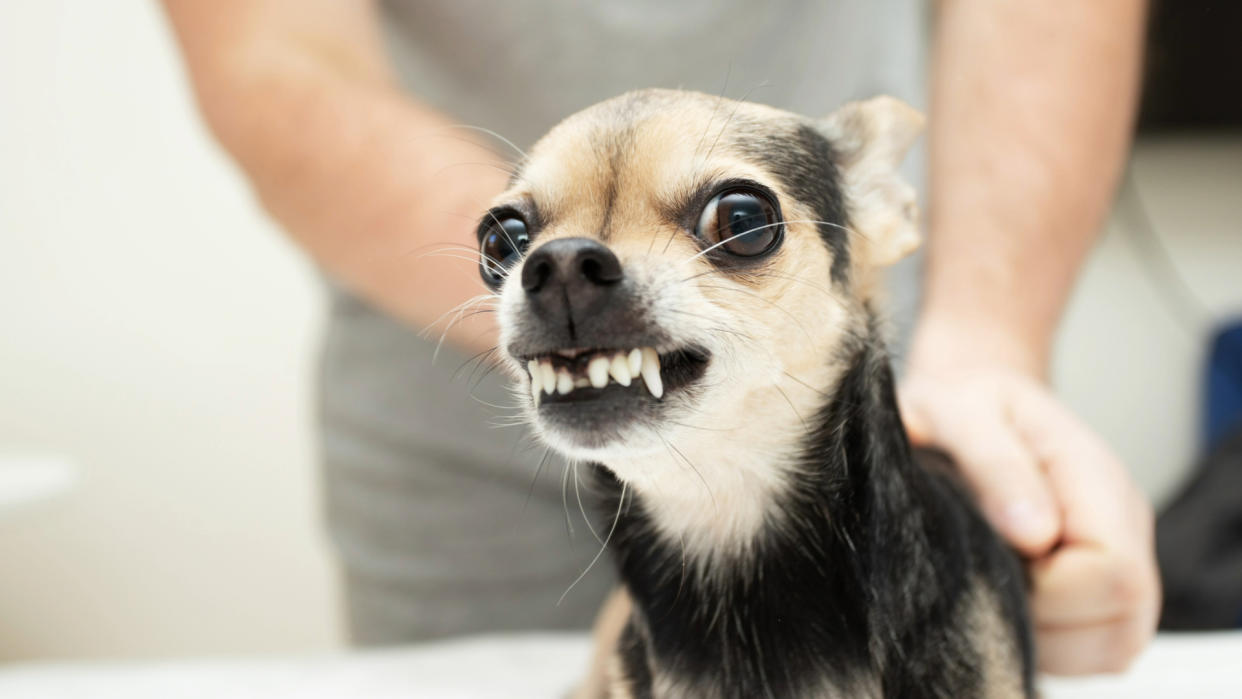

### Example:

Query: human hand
xmin=899 ymin=355 xmax=1160 ymax=675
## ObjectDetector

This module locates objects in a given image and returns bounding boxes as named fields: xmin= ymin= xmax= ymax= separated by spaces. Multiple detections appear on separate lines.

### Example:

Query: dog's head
xmin=480 ymin=89 xmax=921 ymax=472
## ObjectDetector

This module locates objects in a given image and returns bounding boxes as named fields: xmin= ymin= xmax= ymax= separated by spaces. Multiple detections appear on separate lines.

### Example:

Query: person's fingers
xmin=1028 ymin=546 xmax=1153 ymax=627
xmin=899 ymin=384 xmax=1059 ymax=555
xmin=1002 ymin=378 xmax=1160 ymax=672
xmin=1004 ymin=380 xmax=1152 ymax=550
xmin=1035 ymin=614 xmax=1152 ymax=675
xmin=898 ymin=391 xmax=934 ymax=445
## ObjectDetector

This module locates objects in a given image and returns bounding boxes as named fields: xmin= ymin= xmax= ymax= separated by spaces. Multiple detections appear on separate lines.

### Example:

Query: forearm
xmin=914 ymin=0 xmax=1146 ymax=377
xmin=163 ymin=0 xmax=506 ymax=347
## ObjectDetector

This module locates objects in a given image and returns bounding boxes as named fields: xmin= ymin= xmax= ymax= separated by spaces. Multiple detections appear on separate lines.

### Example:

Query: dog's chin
xmin=532 ymin=420 xmax=667 ymax=464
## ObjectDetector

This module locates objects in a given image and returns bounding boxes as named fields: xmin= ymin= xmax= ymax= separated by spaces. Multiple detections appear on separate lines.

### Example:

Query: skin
xmin=162 ymin=0 xmax=1157 ymax=676
xmin=904 ymin=0 xmax=1158 ymax=674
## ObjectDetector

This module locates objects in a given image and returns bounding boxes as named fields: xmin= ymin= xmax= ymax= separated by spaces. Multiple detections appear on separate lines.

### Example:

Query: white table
xmin=0 ymin=631 xmax=1237 ymax=698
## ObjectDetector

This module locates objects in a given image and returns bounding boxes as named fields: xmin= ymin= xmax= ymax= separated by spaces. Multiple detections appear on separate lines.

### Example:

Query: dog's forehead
xmin=491 ymin=89 xmax=850 ymax=276
xmin=509 ymin=90 xmax=817 ymax=215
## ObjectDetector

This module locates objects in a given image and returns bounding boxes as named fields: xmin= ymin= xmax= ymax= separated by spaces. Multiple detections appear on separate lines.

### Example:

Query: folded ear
xmin=818 ymin=96 xmax=924 ymax=267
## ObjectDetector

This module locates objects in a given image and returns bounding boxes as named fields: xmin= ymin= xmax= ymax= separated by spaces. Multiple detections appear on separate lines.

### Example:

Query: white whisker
xmin=558 ymin=482 xmax=627 ymax=606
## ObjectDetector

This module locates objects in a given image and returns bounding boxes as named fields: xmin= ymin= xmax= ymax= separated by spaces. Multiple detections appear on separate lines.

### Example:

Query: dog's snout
xmin=521 ymin=237 xmax=627 ymax=339
xmin=521 ymin=237 xmax=623 ymax=294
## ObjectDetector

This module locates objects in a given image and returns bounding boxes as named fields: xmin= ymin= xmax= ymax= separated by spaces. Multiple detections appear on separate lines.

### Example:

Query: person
xmin=161 ymin=0 xmax=1158 ymax=675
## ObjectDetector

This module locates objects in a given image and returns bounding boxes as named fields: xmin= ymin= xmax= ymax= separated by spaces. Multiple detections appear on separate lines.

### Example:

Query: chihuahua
xmin=476 ymin=89 xmax=1033 ymax=698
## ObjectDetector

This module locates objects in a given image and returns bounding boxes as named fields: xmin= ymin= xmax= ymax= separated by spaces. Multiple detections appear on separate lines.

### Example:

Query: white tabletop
xmin=0 ymin=631 xmax=1238 ymax=698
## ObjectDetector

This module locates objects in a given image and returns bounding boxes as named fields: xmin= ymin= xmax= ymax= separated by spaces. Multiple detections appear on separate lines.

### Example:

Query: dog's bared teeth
xmin=640 ymin=347 xmax=663 ymax=399
xmin=588 ymin=356 xmax=610 ymax=388
xmin=556 ymin=370 xmax=574 ymax=395
xmin=627 ymin=348 xmax=642 ymax=375
xmin=609 ymin=353 xmax=632 ymax=386
xmin=527 ymin=361 xmax=541 ymax=403
xmin=574 ymin=377 xmax=590 ymax=388
xmin=540 ymin=362 xmax=557 ymax=395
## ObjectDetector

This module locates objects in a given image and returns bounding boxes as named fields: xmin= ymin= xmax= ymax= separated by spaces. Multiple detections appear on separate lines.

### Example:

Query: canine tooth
xmin=588 ymin=356 xmax=611 ymax=388
xmin=556 ymin=370 xmax=574 ymax=395
xmin=528 ymin=362 xmax=541 ymax=402
xmin=541 ymin=362 xmax=557 ymax=395
xmin=640 ymin=347 xmax=663 ymax=399
xmin=627 ymin=348 xmax=642 ymax=375
xmin=609 ymin=354 xmax=632 ymax=386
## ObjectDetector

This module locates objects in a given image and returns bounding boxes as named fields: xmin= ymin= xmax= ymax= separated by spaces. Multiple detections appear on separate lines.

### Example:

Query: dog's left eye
xmin=695 ymin=189 xmax=781 ymax=257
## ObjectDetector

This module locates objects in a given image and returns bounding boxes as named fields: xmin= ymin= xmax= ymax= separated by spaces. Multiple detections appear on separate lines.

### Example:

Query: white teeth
xmin=528 ymin=361 xmax=541 ymax=404
xmin=640 ymin=347 xmax=663 ymax=399
xmin=527 ymin=347 xmax=665 ymax=399
xmin=609 ymin=354 xmax=632 ymax=386
xmin=540 ymin=362 xmax=557 ymax=395
xmin=588 ymin=356 xmax=611 ymax=389
xmin=627 ymin=348 xmax=642 ymax=375
xmin=556 ymin=370 xmax=574 ymax=395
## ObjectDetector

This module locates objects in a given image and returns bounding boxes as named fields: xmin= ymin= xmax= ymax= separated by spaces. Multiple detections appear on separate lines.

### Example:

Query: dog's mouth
xmin=517 ymin=345 xmax=710 ymax=406
xmin=512 ymin=342 xmax=710 ymax=448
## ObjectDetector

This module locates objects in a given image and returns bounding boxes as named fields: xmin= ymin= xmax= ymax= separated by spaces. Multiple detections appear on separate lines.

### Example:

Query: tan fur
xmin=573 ymin=588 xmax=633 ymax=699
xmin=969 ymin=583 xmax=1027 ymax=699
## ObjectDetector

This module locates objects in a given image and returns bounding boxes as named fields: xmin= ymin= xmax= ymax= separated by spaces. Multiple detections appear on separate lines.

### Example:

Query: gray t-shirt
xmin=379 ymin=0 xmax=926 ymax=149
xmin=323 ymin=1 xmax=928 ymax=644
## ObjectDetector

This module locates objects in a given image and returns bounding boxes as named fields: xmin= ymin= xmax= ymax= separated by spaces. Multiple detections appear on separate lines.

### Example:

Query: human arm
xmin=901 ymin=0 xmax=1159 ymax=674
xmin=161 ymin=0 xmax=506 ymax=350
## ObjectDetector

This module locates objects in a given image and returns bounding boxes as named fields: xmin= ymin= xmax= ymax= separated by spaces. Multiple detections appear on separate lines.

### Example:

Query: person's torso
xmin=379 ymin=0 xmax=927 ymax=151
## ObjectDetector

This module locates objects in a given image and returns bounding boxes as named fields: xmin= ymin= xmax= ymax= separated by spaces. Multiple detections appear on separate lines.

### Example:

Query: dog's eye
xmin=695 ymin=189 xmax=781 ymax=258
xmin=479 ymin=216 xmax=530 ymax=287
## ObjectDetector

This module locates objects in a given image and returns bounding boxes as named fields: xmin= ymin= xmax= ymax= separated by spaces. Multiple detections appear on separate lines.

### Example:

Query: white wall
xmin=1055 ymin=136 xmax=1242 ymax=504
xmin=0 ymin=1 xmax=340 ymax=659
xmin=0 ymin=0 xmax=1239 ymax=663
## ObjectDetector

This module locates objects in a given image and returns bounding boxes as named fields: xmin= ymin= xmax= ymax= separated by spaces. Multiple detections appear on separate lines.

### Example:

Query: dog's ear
xmin=818 ymin=96 xmax=924 ymax=267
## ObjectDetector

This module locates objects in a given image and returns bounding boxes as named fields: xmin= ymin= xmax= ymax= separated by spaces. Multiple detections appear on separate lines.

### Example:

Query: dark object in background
xmin=1139 ymin=1 xmax=1242 ymax=132
xmin=1204 ymin=325 xmax=1242 ymax=451
xmin=1158 ymin=426 xmax=1242 ymax=629
xmin=1158 ymin=321 xmax=1242 ymax=630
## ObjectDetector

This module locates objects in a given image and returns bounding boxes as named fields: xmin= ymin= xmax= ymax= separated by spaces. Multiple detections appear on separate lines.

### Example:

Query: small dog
xmin=478 ymin=89 xmax=1033 ymax=698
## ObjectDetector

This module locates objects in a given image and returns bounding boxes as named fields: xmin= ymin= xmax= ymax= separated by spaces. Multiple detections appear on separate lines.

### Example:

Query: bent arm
xmin=162 ymin=0 xmax=507 ymax=349
xmin=903 ymin=0 xmax=1159 ymax=676
xmin=912 ymin=0 xmax=1147 ymax=376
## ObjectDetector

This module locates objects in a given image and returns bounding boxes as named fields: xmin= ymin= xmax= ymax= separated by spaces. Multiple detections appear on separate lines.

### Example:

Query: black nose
xmin=521 ymin=237 xmax=624 ymax=333
xmin=521 ymin=237 xmax=623 ymax=293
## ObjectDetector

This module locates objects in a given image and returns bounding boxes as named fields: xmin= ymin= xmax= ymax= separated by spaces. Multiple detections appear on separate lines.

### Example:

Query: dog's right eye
xmin=479 ymin=216 xmax=530 ymax=287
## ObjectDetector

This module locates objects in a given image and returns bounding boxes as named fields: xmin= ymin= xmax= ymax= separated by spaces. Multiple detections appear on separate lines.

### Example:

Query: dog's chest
xmin=604 ymin=504 xmax=880 ymax=699
xmin=611 ymin=619 xmax=880 ymax=699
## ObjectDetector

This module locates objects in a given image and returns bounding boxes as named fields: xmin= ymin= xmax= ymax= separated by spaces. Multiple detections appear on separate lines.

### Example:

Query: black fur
xmin=594 ymin=334 xmax=1035 ymax=698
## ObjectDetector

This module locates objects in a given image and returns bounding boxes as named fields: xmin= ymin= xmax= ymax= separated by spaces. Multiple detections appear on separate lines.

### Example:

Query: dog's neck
xmin=596 ymin=331 xmax=920 ymax=694
xmin=599 ymin=332 xmax=859 ymax=561
xmin=600 ymin=393 xmax=823 ymax=561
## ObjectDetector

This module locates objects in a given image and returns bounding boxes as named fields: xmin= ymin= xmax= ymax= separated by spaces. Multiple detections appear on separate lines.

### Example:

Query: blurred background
xmin=0 ymin=0 xmax=1239 ymax=662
